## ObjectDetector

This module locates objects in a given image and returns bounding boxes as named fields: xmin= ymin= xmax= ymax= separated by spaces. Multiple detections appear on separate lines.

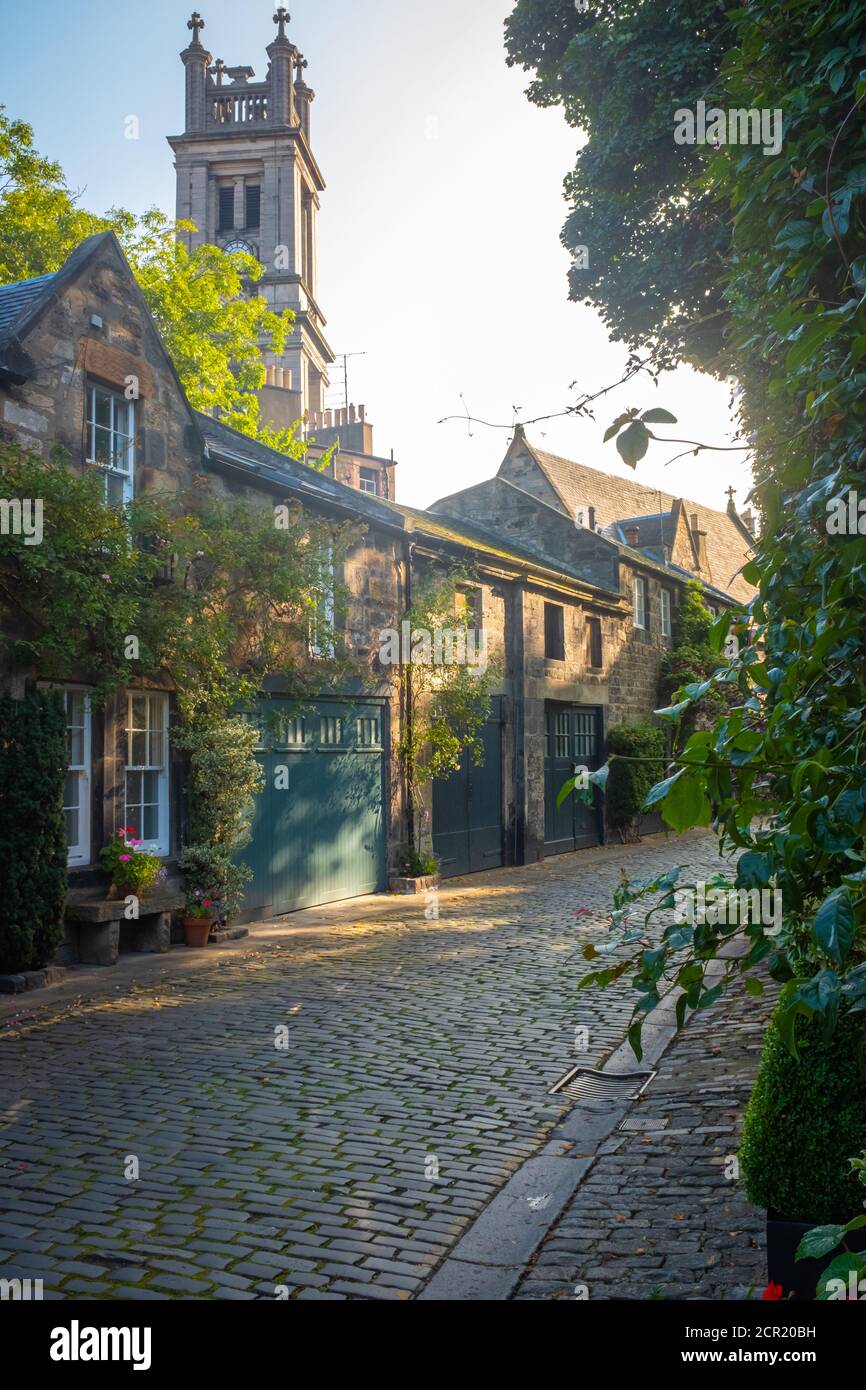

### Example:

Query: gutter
xmin=203 ymin=443 xmax=408 ymax=538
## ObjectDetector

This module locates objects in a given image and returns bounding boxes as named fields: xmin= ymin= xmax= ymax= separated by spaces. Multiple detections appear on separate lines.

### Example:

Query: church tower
xmin=167 ymin=9 xmax=334 ymax=427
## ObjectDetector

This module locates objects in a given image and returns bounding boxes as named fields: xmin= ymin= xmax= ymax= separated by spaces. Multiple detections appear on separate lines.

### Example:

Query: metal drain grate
xmin=619 ymin=1115 xmax=669 ymax=1133
xmin=549 ymin=1066 xmax=656 ymax=1103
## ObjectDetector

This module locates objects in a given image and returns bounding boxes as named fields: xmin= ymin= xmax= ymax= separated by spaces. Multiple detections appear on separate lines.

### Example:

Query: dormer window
xmin=359 ymin=467 xmax=378 ymax=496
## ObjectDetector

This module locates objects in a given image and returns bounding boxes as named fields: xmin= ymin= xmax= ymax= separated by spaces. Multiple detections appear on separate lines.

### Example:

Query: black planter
xmin=767 ymin=1209 xmax=866 ymax=1301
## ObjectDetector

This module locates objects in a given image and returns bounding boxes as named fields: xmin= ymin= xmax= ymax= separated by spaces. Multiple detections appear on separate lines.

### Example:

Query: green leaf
xmin=615 ymin=420 xmax=650 ymax=469
xmin=643 ymin=769 xmax=683 ymax=809
xmin=660 ymin=772 xmax=710 ymax=833
xmin=736 ymin=852 xmax=773 ymax=888
xmin=744 ymin=976 xmax=764 ymax=996
xmin=603 ymin=412 xmax=631 ymax=443
xmin=816 ymin=1253 xmax=866 ymax=1300
xmin=556 ymin=776 xmax=577 ymax=809
xmin=785 ymin=316 xmax=840 ymax=372
xmin=639 ymin=408 xmax=677 ymax=424
xmin=795 ymin=1224 xmax=846 ymax=1261
xmin=812 ymin=887 xmax=855 ymax=964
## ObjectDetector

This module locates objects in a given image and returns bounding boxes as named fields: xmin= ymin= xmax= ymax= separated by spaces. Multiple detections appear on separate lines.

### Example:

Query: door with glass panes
xmin=543 ymin=703 xmax=604 ymax=854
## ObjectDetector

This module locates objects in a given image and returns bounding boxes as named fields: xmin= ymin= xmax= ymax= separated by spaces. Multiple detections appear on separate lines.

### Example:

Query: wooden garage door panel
xmin=433 ymin=699 xmax=504 ymax=879
xmin=237 ymin=701 xmax=385 ymax=918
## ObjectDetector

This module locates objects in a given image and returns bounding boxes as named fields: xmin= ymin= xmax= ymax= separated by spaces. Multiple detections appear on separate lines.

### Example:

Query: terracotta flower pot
xmin=107 ymin=882 xmax=137 ymax=901
xmin=181 ymin=916 xmax=213 ymax=947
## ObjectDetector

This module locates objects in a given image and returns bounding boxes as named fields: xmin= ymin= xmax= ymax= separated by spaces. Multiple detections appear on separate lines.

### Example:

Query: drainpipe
xmin=511 ymin=580 xmax=526 ymax=865
xmin=402 ymin=535 xmax=416 ymax=852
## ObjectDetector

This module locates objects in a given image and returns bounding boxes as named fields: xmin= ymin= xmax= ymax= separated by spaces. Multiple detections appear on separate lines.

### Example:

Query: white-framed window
xmin=309 ymin=544 xmax=336 ymax=658
xmin=359 ymin=467 xmax=378 ymax=496
xmin=86 ymin=380 xmax=135 ymax=506
xmin=633 ymin=575 xmax=648 ymax=631
xmin=660 ymin=588 xmax=672 ymax=639
xmin=124 ymin=692 xmax=169 ymax=855
xmin=706 ymin=602 xmax=718 ymax=619
xmin=63 ymin=688 xmax=92 ymax=865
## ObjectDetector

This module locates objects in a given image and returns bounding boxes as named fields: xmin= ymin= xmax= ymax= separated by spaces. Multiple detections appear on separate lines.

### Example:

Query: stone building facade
xmin=0 ymin=225 xmax=757 ymax=926
xmin=0 ymin=233 xmax=407 ymax=928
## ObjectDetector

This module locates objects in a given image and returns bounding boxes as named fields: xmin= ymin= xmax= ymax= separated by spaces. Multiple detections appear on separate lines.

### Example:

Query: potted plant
xmin=796 ymin=1153 xmax=866 ymax=1300
xmin=100 ymin=829 xmax=165 ymax=900
xmin=390 ymin=844 xmax=441 ymax=895
xmin=739 ymin=1009 xmax=866 ymax=1300
xmin=179 ymin=888 xmax=218 ymax=947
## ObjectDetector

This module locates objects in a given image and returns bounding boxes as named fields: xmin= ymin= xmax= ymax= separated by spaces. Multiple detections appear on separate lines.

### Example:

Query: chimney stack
xmin=625 ymin=525 xmax=640 ymax=547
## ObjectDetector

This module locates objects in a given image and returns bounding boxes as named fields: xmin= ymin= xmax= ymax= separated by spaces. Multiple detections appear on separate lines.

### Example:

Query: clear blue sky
xmin=0 ymin=0 xmax=752 ymax=513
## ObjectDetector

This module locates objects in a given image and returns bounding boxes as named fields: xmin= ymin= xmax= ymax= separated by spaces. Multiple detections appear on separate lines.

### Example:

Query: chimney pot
xmin=625 ymin=525 xmax=640 ymax=546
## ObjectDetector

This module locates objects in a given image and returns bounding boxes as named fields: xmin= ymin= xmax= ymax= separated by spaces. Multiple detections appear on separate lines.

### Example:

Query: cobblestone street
xmin=0 ymin=830 xmax=739 ymax=1301
xmin=515 ymin=964 xmax=775 ymax=1301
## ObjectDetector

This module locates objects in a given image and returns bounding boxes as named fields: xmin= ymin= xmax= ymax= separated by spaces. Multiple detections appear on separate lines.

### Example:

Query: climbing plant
xmin=510 ymin=0 xmax=866 ymax=1054
xmin=393 ymin=568 xmax=503 ymax=853
xmin=0 ymin=440 xmax=355 ymax=914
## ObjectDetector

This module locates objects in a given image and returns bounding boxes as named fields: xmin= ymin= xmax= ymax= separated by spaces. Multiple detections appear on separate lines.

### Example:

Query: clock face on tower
xmin=222 ymin=239 xmax=256 ymax=257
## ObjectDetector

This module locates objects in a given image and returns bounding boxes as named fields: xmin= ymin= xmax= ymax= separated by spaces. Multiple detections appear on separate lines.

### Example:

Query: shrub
xmin=174 ymin=716 xmax=264 ymax=922
xmin=0 ymin=691 xmax=68 ymax=973
xmin=397 ymin=845 xmax=439 ymax=878
xmin=607 ymin=723 xmax=665 ymax=839
xmin=740 ymin=1007 xmax=866 ymax=1223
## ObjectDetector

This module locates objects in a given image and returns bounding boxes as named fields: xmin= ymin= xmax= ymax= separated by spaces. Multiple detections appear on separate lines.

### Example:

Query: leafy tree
xmin=0 ymin=106 xmax=103 ymax=282
xmin=504 ymin=0 xmax=733 ymax=371
xmin=0 ymin=110 xmax=311 ymax=459
xmin=511 ymin=0 xmax=866 ymax=1055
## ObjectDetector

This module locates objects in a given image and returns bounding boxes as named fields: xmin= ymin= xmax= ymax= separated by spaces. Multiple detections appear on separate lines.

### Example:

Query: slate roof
xmin=0 ymin=273 xmax=56 ymax=343
xmin=521 ymin=441 xmax=756 ymax=605
xmin=196 ymin=411 xmax=404 ymax=531
xmin=198 ymin=413 xmax=624 ymax=600
xmin=381 ymin=498 xmax=624 ymax=600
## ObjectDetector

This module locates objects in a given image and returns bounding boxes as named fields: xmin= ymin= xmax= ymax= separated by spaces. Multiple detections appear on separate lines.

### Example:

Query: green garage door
xmin=432 ymin=697 xmax=504 ymax=878
xmin=544 ymin=703 xmax=604 ymax=855
xmin=237 ymin=699 xmax=386 ymax=919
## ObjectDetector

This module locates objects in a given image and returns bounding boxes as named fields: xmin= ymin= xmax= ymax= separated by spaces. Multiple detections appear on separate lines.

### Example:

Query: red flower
xmin=762 ymin=1282 xmax=784 ymax=1301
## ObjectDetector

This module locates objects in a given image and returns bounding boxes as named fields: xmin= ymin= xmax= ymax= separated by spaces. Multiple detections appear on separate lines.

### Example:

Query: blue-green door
xmin=432 ymin=698 xmax=504 ymax=878
xmin=238 ymin=699 xmax=386 ymax=919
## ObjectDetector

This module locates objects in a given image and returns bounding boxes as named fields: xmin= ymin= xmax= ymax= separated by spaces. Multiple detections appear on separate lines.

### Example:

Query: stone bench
xmin=64 ymin=892 xmax=184 ymax=967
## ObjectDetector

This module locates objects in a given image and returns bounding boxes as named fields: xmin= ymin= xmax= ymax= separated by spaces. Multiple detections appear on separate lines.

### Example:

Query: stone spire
xmin=267 ymin=7 xmax=297 ymax=126
xmin=181 ymin=12 xmax=213 ymax=133
xmin=294 ymin=53 xmax=314 ymax=139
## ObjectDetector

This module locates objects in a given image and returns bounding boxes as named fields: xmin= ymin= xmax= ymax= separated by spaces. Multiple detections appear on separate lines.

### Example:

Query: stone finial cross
xmin=726 ymin=486 xmax=736 ymax=504
xmin=296 ymin=54 xmax=308 ymax=81
xmin=210 ymin=57 xmax=227 ymax=85
xmin=187 ymin=11 xmax=205 ymax=45
xmin=274 ymin=7 xmax=290 ymax=38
